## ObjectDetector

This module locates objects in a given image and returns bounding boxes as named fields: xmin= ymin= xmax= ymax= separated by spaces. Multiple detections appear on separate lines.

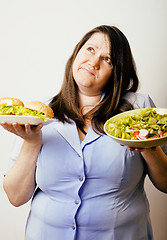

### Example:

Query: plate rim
xmin=0 ymin=115 xmax=54 ymax=126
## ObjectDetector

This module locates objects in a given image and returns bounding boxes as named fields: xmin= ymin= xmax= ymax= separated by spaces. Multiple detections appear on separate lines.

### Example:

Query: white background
xmin=0 ymin=0 xmax=167 ymax=239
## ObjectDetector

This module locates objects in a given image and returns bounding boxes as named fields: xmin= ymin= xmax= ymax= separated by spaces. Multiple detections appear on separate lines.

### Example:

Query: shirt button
xmin=75 ymin=199 xmax=80 ymax=204
xmin=79 ymin=176 xmax=83 ymax=181
xmin=72 ymin=224 xmax=76 ymax=230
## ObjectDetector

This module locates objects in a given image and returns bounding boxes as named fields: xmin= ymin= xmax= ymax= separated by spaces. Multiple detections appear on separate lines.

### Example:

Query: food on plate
xmin=24 ymin=101 xmax=54 ymax=119
xmin=105 ymin=107 xmax=167 ymax=140
xmin=0 ymin=97 xmax=24 ymax=107
xmin=0 ymin=97 xmax=54 ymax=122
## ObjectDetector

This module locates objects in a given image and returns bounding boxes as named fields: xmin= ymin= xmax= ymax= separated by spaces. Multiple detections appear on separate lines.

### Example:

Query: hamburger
xmin=0 ymin=97 xmax=54 ymax=122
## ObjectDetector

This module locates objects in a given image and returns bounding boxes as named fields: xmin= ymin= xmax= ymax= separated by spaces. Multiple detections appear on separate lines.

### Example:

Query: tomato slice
xmin=133 ymin=129 xmax=149 ymax=140
xmin=133 ymin=131 xmax=140 ymax=139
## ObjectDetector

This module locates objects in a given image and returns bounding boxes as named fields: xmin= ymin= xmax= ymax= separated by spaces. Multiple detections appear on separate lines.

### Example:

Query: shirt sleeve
xmin=125 ymin=92 xmax=156 ymax=109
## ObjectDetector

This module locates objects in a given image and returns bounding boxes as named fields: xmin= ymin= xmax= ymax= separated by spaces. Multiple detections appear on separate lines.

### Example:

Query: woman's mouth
xmin=80 ymin=67 xmax=95 ymax=76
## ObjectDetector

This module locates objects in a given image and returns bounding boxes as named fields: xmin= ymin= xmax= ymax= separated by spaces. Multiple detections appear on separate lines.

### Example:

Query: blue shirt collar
xmin=53 ymin=120 xmax=101 ymax=157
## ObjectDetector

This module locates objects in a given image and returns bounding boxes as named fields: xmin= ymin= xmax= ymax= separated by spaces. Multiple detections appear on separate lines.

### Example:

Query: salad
xmin=105 ymin=107 xmax=167 ymax=140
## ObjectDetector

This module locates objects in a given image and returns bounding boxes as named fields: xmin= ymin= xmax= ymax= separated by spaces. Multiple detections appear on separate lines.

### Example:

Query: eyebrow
xmin=85 ymin=43 xmax=111 ymax=56
xmin=85 ymin=43 xmax=99 ymax=48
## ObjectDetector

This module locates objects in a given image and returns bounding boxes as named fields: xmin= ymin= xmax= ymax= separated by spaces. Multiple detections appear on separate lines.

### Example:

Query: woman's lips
xmin=80 ymin=67 xmax=95 ymax=76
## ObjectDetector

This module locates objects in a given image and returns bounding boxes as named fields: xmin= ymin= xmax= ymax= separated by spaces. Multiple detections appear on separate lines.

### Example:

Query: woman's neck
xmin=79 ymin=91 xmax=102 ymax=115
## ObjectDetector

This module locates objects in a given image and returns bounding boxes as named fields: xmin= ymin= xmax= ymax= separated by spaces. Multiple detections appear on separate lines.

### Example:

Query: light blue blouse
xmin=8 ymin=93 xmax=166 ymax=240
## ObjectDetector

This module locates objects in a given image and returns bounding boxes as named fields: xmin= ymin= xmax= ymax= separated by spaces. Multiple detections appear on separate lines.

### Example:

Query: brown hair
xmin=49 ymin=25 xmax=139 ymax=133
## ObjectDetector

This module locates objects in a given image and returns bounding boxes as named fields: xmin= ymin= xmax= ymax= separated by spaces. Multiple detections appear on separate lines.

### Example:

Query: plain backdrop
xmin=0 ymin=0 xmax=167 ymax=239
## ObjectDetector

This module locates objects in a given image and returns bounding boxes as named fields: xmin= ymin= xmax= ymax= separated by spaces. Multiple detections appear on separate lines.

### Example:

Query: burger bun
xmin=25 ymin=101 xmax=54 ymax=119
xmin=0 ymin=97 xmax=24 ymax=107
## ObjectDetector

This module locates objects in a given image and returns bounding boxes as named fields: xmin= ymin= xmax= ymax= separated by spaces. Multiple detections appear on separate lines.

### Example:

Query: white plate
xmin=0 ymin=115 xmax=54 ymax=126
xmin=104 ymin=108 xmax=167 ymax=148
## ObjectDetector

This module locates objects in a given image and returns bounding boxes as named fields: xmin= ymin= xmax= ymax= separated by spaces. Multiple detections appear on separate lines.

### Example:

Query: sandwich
xmin=0 ymin=97 xmax=54 ymax=122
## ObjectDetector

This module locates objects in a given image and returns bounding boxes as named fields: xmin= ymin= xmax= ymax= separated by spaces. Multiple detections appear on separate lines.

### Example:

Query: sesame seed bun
xmin=0 ymin=97 xmax=24 ymax=107
xmin=25 ymin=101 xmax=54 ymax=119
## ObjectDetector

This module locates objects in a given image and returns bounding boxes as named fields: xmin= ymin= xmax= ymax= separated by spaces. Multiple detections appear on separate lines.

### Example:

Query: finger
xmin=128 ymin=146 xmax=135 ymax=151
xmin=24 ymin=123 xmax=32 ymax=135
xmin=13 ymin=123 xmax=26 ymax=135
xmin=135 ymin=148 xmax=145 ymax=152
xmin=128 ymin=146 xmax=145 ymax=152
xmin=34 ymin=123 xmax=43 ymax=131
xmin=0 ymin=122 xmax=15 ymax=133
xmin=0 ymin=122 xmax=8 ymax=128
xmin=0 ymin=122 xmax=25 ymax=138
xmin=28 ymin=123 xmax=43 ymax=133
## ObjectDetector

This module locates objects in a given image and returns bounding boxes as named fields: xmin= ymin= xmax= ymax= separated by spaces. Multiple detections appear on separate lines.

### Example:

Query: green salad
xmin=0 ymin=103 xmax=49 ymax=122
xmin=105 ymin=107 xmax=167 ymax=140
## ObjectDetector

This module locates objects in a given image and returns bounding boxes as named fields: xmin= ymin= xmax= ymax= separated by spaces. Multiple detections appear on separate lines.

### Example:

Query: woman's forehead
xmin=84 ymin=32 xmax=111 ymax=53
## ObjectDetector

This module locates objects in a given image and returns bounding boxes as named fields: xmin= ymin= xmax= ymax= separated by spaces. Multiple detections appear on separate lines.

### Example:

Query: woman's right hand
xmin=0 ymin=122 xmax=43 ymax=146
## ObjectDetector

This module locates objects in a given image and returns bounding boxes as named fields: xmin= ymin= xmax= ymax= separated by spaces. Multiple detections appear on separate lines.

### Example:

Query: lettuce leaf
xmin=0 ymin=104 xmax=49 ymax=121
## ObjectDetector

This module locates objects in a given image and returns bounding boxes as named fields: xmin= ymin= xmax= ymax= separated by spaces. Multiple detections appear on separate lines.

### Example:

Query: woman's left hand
xmin=128 ymin=146 xmax=156 ymax=152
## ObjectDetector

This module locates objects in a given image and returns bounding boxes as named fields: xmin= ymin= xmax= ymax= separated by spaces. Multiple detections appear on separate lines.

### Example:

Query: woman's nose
xmin=89 ymin=55 xmax=100 ymax=69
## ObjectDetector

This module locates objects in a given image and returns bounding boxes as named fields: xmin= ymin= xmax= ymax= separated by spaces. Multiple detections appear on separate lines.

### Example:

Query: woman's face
xmin=72 ymin=32 xmax=113 ymax=96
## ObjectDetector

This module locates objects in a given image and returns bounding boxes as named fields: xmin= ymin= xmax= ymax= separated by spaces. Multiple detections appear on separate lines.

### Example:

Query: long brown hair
xmin=49 ymin=25 xmax=139 ymax=133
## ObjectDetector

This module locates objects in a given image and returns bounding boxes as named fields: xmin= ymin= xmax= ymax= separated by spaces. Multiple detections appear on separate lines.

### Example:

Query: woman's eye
xmin=87 ymin=47 xmax=94 ymax=53
xmin=104 ymin=57 xmax=112 ymax=64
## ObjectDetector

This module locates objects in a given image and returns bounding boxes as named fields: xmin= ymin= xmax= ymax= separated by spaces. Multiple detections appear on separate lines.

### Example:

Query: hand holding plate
xmin=0 ymin=122 xmax=43 ymax=145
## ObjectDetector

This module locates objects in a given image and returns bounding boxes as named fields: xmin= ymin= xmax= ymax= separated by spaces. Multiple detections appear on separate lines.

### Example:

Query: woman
xmin=1 ymin=25 xmax=167 ymax=240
